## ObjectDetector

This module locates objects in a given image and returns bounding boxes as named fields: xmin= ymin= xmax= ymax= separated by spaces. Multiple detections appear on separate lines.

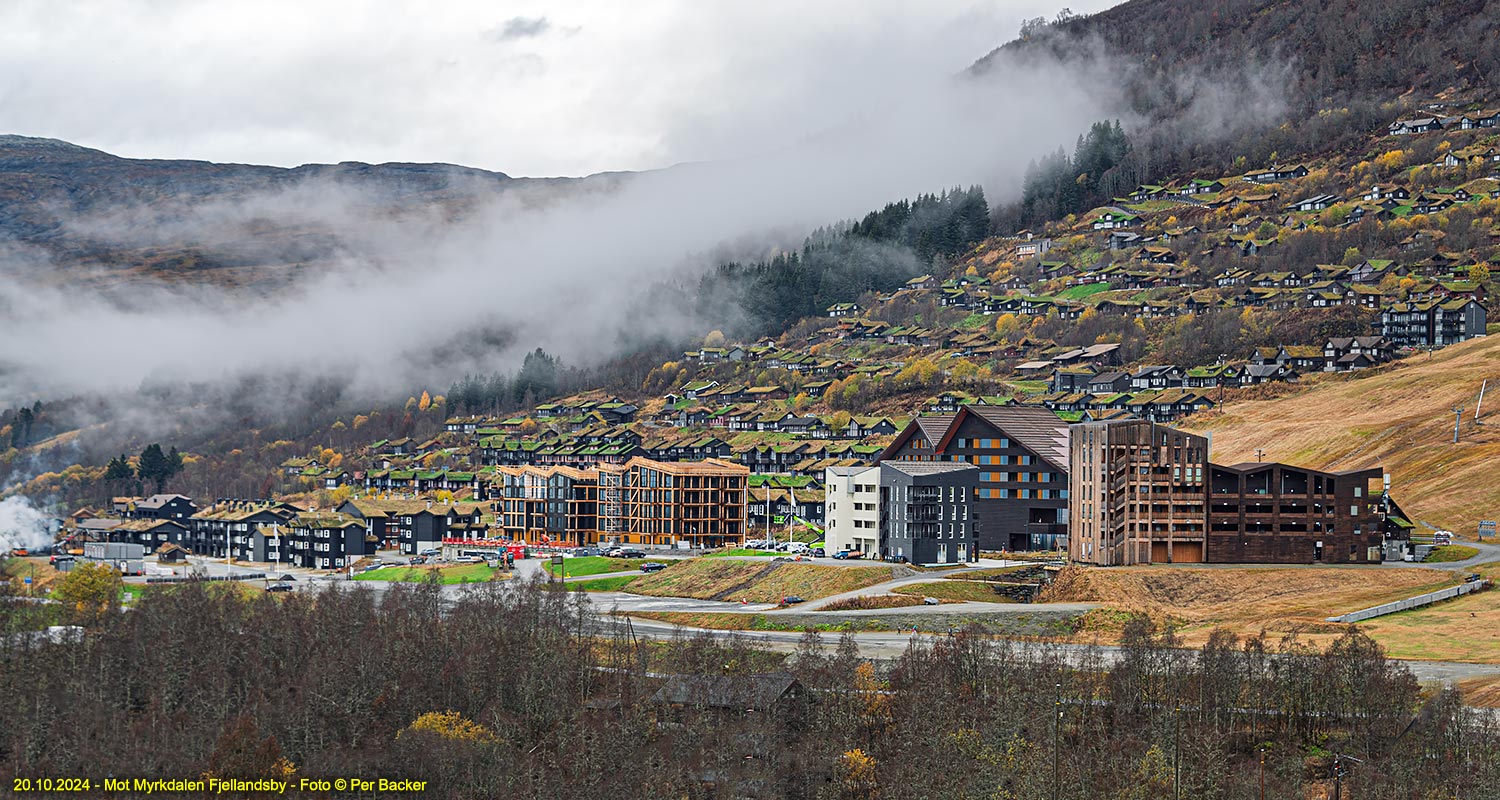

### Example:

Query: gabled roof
xmin=934 ymin=405 xmax=1070 ymax=472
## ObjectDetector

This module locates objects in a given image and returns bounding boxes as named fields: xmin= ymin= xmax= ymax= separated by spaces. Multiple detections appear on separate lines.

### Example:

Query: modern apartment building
xmin=1207 ymin=462 xmax=1386 ymax=563
xmin=1069 ymin=419 xmax=1391 ymax=565
xmin=493 ymin=465 xmax=600 ymax=547
xmin=879 ymin=462 xmax=979 ymax=564
xmin=880 ymin=405 xmax=1070 ymax=551
xmin=823 ymin=465 xmax=880 ymax=556
xmin=1069 ymin=420 xmax=1208 ymax=565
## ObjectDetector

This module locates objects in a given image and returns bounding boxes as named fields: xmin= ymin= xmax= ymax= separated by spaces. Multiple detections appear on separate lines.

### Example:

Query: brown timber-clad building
xmin=1207 ymin=462 xmax=1385 ymax=563
xmin=1070 ymin=419 xmax=1390 ymax=565
xmin=1069 ymin=420 xmax=1208 ymax=565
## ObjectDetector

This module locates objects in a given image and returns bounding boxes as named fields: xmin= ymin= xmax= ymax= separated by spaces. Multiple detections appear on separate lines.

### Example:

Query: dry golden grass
xmin=1182 ymin=335 xmax=1500 ymax=537
xmin=2 ymin=557 xmax=60 ymax=591
xmin=1041 ymin=565 xmax=1457 ymax=645
xmin=892 ymin=580 xmax=1018 ymax=603
xmin=1348 ymin=562 xmax=1500 ymax=663
xmin=629 ymin=559 xmax=893 ymax=603
xmin=1456 ymin=675 xmax=1500 ymax=708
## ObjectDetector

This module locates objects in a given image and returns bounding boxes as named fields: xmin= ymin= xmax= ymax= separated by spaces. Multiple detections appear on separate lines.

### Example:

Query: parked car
xmin=781 ymin=595 xmax=804 ymax=605
xmin=604 ymin=547 xmax=625 ymax=558
xmin=408 ymin=556 xmax=427 ymax=565
xmin=265 ymin=583 xmax=294 ymax=593
xmin=418 ymin=549 xmax=440 ymax=557
xmin=619 ymin=548 xmax=646 ymax=558
xmin=922 ymin=597 xmax=941 ymax=606
xmin=640 ymin=562 xmax=667 ymax=573
xmin=810 ymin=548 xmax=825 ymax=558
xmin=576 ymin=547 xmax=601 ymax=557
xmin=277 ymin=574 xmax=297 ymax=582
xmin=884 ymin=554 xmax=909 ymax=564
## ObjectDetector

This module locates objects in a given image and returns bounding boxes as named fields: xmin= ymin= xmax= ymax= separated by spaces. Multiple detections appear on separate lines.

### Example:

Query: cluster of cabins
xmin=1387 ymin=108 xmax=1500 ymax=136
xmin=68 ymin=456 xmax=756 ymax=566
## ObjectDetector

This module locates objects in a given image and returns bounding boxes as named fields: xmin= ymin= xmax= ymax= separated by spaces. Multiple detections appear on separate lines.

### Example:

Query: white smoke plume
xmin=0 ymin=496 xmax=53 ymax=552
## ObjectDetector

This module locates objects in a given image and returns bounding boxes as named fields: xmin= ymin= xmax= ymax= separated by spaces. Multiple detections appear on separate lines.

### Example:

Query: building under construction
xmin=600 ymin=457 xmax=748 ymax=549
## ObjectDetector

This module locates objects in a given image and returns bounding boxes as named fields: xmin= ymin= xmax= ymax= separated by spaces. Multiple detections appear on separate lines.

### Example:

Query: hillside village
xmin=37 ymin=101 xmax=1500 ymax=574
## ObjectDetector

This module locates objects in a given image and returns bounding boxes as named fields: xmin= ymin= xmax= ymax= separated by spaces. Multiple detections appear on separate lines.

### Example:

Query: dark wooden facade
xmin=1207 ymin=464 xmax=1385 ymax=563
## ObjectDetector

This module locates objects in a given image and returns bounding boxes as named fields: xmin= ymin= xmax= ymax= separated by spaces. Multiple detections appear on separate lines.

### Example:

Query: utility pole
xmin=1258 ymin=748 xmax=1265 ymax=800
xmin=1052 ymin=682 xmax=1061 ymax=800
xmin=1173 ymin=705 xmax=1182 ymax=800
xmin=1453 ymin=406 xmax=1464 ymax=443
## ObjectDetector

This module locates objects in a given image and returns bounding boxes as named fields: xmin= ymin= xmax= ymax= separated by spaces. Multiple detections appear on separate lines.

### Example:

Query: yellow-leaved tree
xmin=836 ymin=749 xmax=879 ymax=800
xmin=53 ymin=562 xmax=123 ymax=626
xmin=399 ymin=711 xmax=496 ymax=744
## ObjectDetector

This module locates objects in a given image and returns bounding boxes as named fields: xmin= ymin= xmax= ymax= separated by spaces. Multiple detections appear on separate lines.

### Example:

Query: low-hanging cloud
xmin=0 ymin=51 xmax=1123 ymax=407
xmin=0 ymin=10 xmax=1293 ymax=467
xmin=489 ymin=16 xmax=552 ymax=41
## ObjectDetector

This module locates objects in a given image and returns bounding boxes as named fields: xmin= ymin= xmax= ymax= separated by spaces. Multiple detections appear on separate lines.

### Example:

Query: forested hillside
xmin=982 ymin=0 xmax=1500 ymax=228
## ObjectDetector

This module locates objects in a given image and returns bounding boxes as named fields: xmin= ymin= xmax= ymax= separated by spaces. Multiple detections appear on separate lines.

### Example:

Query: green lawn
xmin=570 ymin=575 xmax=640 ymax=592
xmin=353 ymin=562 xmax=500 ymax=584
xmin=706 ymin=549 xmax=781 ymax=558
xmin=1007 ymin=380 xmax=1049 ymax=395
xmin=1425 ymin=545 xmax=1481 ymax=563
xmin=893 ymin=581 xmax=1017 ymax=603
xmin=542 ymin=556 xmax=634 ymax=577
xmin=121 ymin=584 xmax=152 ymax=600
xmin=1054 ymin=282 xmax=1110 ymax=300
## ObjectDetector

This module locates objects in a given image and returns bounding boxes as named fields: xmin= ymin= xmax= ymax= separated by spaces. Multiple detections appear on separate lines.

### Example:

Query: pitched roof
xmin=941 ymin=405 xmax=1070 ymax=472
xmin=882 ymin=462 xmax=978 ymax=476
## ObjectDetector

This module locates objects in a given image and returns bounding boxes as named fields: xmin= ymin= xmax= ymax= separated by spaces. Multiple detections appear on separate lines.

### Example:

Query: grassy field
xmin=569 ymin=575 xmax=639 ymax=592
xmin=705 ymin=549 xmax=781 ymax=558
xmin=543 ymin=556 xmax=634 ymax=577
xmin=1350 ymin=562 xmax=1500 ymax=662
xmin=1425 ymin=545 xmax=1480 ymax=562
xmin=1182 ymin=335 xmax=1500 ymax=537
xmin=893 ymin=581 xmax=1018 ymax=603
xmin=943 ymin=565 xmax=1035 ymax=581
xmin=820 ymin=594 xmax=930 ymax=611
xmin=353 ymin=562 xmax=502 ymax=584
xmin=1040 ymin=565 xmax=1458 ymax=645
xmin=629 ymin=559 xmax=893 ymax=603
xmin=2 ymin=557 xmax=59 ymax=591
xmin=1456 ymin=674 xmax=1500 ymax=707
xmin=1007 ymin=380 xmax=1049 ymax=395
xmin=624 ymin=609 xmax=1082 ymax=636
xmin=1054 ymin=282 xmax=1111 ymax=300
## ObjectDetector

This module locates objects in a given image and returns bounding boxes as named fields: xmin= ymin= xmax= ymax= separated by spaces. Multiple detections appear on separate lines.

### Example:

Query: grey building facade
xmin=879 ymin=406 xmax=1070 ymax=552
xmin=878 ymin=462 xmax=979 ymax=564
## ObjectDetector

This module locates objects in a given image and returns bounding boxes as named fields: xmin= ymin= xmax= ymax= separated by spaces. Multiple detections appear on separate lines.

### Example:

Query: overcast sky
xmin=0 ymin=0 xmax=1119 ymax=177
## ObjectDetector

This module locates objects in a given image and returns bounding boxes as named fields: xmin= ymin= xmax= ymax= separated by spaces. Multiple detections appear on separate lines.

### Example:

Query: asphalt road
xmin=618 ymin=616 xmax=1500 ymax=683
